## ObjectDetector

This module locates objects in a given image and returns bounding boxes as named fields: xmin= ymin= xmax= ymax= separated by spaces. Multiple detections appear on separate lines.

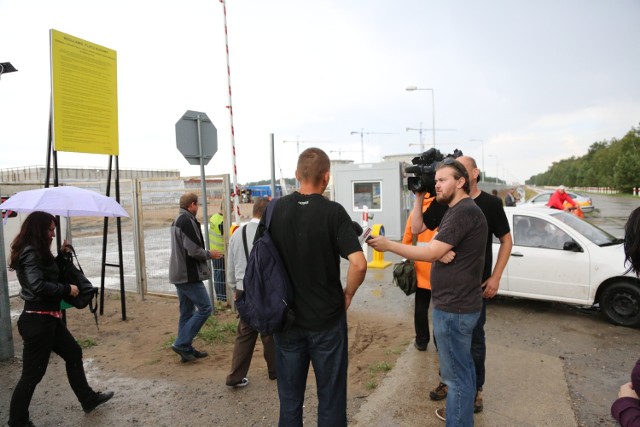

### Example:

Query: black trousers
xmin=9 ymin=312 xmax=95 ymax=426
xmin=414 ymin=287 xmax=432 ymax=346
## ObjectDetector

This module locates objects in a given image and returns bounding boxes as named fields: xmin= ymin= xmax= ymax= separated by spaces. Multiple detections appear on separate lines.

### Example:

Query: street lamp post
xmin=488 ymin=154 xmax=499 ymax=184
xmin=406 ymin=86 xmax=435 ymax=148
xmin=470 ymin=139 xmax=485 ymax=182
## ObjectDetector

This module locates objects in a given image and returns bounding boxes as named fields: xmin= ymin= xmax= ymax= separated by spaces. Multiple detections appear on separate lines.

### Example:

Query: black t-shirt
xmin=431 ymin=198 xmax=487 ymax=313
xmin=265 ymin=192 xmax=362 ymax=331
xmin=473 ymin=191 xmax=511 ymax=281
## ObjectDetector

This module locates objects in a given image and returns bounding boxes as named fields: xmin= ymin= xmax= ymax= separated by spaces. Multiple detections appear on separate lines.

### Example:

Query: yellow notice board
xmin=50 ymin=29 xmax=119 ymax=155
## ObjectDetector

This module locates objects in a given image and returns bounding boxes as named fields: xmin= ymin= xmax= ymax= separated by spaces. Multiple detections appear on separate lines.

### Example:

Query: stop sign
xmin=175 ymin=110 xmax=218 ymax=165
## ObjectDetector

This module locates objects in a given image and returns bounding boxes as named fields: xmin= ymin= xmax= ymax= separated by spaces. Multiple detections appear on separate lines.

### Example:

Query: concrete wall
xmin=0 ymin=166 xmax=179 ymax=185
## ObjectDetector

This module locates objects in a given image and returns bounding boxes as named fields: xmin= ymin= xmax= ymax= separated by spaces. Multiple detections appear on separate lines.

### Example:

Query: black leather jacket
xmin=16 ymin=246 xmax=71 ymax=311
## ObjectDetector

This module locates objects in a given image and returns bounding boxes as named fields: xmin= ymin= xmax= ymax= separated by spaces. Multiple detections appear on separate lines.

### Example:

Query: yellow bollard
xmin=367 ymin=224 xmax=392 ymax=269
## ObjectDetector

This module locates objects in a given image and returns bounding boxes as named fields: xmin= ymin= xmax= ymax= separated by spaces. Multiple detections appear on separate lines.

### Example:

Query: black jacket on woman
xmin=16 ymin=245 xmax=71 ymax=311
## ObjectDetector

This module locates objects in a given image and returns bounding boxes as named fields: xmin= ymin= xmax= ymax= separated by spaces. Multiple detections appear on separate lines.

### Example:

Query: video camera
xmin=405 ymin=148 xmax=463 ymax=195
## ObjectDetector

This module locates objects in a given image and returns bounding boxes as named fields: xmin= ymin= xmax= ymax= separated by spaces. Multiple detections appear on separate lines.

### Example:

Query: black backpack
xmin=235 ymin=199 xmax=294 ymax=335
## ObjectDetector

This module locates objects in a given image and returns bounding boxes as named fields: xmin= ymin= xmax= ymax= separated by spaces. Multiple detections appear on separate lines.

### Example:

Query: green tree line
xmin=526 ymin=124 xmax=640 ymax=193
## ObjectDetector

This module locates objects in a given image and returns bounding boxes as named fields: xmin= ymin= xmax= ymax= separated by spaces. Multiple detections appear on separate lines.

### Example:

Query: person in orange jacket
xmin=402 ymin=194 xmax=437 ymax=351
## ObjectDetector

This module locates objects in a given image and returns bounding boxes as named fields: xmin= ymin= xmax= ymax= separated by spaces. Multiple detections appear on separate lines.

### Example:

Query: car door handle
xmin=510 ymin=252 xmax=524 ymax=257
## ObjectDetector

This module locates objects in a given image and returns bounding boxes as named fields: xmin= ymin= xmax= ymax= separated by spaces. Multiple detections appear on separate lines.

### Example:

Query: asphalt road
xmin=584 ymin=192 xmax=640 ymax=237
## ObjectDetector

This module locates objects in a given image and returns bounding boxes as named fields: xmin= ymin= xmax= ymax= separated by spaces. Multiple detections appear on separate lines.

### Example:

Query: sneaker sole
xmin=226 ymin=378 xmax=249 ymax=388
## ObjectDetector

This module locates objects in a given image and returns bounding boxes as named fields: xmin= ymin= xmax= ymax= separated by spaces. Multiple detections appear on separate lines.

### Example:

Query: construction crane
xmin=282 ymin=137 xmax=332 ymax=156
xmin=349 ymin=129 xmax=397 ymax=163
xmin=329 ymin=147 xmax=360 ymax=160
xmin=406 ymin=123 xmax=456 ymax=151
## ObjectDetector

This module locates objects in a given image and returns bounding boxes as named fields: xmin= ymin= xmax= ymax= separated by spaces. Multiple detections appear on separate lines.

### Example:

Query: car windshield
xmin=549 ymin=211 xmax=622 ymax=246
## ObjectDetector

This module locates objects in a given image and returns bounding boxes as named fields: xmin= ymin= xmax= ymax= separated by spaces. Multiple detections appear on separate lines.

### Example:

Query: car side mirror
xmin=563 ymin=240 xmax=583 ymax=252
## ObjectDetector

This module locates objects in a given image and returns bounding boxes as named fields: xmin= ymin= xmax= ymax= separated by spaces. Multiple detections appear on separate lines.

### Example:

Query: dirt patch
xmin=1 ymin=291 xmax=411 ymax=426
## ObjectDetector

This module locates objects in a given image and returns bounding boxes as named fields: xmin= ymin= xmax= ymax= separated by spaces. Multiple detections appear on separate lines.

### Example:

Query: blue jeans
xmin=274 ymin=312 xmax=348 ymax=427
xmin=173 ymin=282 xmax=213 ymax=350
xmin=433 ymin=308 xmax=480 ymax=427
xmin=471 ymin=298 xmax=487 ymax=389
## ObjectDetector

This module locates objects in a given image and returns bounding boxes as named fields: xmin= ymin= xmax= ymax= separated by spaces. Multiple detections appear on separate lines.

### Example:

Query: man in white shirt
xmin=225 ymin=197 xmax=276 ymax=387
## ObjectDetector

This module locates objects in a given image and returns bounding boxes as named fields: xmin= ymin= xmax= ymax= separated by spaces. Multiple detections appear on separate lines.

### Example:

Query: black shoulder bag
xmin=57 ymin=245 xmax=99 ymax=327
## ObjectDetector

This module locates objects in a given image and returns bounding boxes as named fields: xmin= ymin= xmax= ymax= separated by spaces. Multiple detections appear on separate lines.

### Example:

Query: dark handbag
xmin=392 ymin=233 xmax=418 ymax=296
xmin=393 ymin=259 xmax=417 ymax=296
xmin=56 ymin=245 xmax=99 ymax=323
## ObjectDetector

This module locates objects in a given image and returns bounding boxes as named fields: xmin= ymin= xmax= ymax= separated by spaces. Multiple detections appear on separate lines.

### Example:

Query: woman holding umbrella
xmin=7 ymin=211 xmax=113 ymax=427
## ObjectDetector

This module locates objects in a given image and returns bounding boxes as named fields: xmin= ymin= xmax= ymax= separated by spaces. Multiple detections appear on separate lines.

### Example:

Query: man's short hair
xmin=180 ymin=192 xmax=198 ymax=210
xmin=297 ymin=147 xmax=330 ymax=186
xmin=436 ymin=159 xmax=471 ymax=194
xmin=253 ymin=197 xmax=270 ymax=218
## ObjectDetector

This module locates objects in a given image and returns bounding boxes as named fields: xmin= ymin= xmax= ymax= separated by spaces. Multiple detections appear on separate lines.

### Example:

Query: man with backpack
xmin=259 ymin=147 xmax=367 ymax=426
xmin=225 ymin=197 xmax=276 ymax=388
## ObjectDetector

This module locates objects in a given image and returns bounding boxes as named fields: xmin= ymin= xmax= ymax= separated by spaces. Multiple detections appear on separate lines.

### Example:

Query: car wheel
xmin=600 ymin=281 xmax=640 ymax=327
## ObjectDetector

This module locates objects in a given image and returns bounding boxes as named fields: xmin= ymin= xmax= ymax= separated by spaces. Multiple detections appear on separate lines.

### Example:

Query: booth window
xmin=353 ymin=181 xmax=381 ymax=210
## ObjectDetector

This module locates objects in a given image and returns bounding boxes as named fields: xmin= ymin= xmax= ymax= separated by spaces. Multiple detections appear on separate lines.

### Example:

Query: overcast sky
xmin=1 ymin=0 xmax=639 ymax=185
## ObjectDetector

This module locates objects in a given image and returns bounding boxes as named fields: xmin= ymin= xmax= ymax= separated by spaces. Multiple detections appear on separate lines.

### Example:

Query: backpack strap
xmin=265 ymin=198 xmax=278 ymax=230
xmin=67 ymin=244 xmax=100 ymax=330
xmin=254 ymin=198 xmax=279 ymax=244
xmin=241 ymin=225 xmax=249 ymax=261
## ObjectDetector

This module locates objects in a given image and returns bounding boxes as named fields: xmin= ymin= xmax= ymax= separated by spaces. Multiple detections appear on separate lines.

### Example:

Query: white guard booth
xmin=333 ymin=161 xmax=411 ymax=241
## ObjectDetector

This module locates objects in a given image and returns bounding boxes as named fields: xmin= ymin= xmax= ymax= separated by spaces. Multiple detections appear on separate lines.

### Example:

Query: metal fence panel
xmin=4 ymin=176 xmax=231 ymax=301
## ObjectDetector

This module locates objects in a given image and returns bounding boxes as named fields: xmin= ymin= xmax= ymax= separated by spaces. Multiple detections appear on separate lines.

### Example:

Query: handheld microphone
xmin=353 ymin=221 xmax=372 ymax=245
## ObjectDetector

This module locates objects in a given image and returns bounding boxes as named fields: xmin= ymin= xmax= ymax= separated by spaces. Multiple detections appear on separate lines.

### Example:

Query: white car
xmin=494 ymin=207 xmax=640 ymax=327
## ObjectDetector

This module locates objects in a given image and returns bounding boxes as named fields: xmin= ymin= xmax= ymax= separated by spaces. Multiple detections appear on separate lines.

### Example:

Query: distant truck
xmin=242 ymin=185 xmax=284 ymax=202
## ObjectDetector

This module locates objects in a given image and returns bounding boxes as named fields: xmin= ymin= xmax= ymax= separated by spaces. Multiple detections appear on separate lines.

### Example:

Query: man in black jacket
xmin=168 ymin=192 xmax=223 ymax=362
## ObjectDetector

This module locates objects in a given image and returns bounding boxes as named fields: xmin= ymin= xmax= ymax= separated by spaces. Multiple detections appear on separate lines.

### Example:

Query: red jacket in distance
xmin=546 ymin=190 xmax=577 ymax=210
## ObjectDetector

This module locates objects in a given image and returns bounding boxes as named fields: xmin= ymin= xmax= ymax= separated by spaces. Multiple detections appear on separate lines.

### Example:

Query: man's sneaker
xmin=429 ymin=382 xmax=448 ymax=401
xmin=226 ymin=378 xmax=249 ymax=388
xmin=83 ymin=391 xmax=114 ymax=413
xmin=192 ymin=349 xmax=208 ymax=359
xmin=435 ymin=407 xmax=446 ymax=422
xmin=172 ymin=345 xmax=195 ymax=362
xmin=474 ymin=388 xmax=483 ymax=413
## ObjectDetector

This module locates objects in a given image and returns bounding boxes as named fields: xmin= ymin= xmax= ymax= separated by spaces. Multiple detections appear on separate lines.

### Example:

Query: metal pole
xmin=220 ymin=0 xmax=241 ymax=225
xmin=482 ymin=141 xmax=485 ymax=183
xmin=0 ymin=217 xmax=14 ymax=361
xmin=270 ymin=134 xmax=276 ymax=198
xmin=360 ymin=129 xmax=364 ymax=163
xmin=430 ymin=89 xmax=436 ymax=148
xmin=197 ymin=114 xmax=214 ymax=299
xmin=131 ymin=179 xmax=147 ymax=299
